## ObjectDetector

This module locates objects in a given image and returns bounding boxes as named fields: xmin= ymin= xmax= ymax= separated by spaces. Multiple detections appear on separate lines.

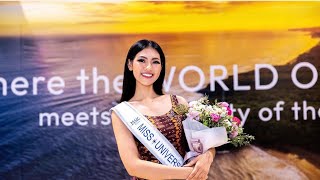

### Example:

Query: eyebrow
xmin=139 ymin=56 xmax=160 ymax=61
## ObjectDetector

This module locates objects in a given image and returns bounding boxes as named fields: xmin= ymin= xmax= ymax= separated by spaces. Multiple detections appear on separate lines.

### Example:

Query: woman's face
xmin=128 ymin=47 xmax=162 ymax=87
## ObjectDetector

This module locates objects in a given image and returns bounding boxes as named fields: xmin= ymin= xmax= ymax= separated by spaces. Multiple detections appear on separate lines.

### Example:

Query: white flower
xmin=198 ymin=104 xmax=206 ymax=111
xmin=189 ymin=101 xmax=199 ymax=107
xmin=188 ymin=107 xmax=194 ymax=112
xmin=192 ymin=102 xmax=205 ymax=111
xmin=220 ymin=112 xmax=227 ymax=117
xmin=223 ymin=119 xmax=232 ymax=127
xmin=221 ymin=107 xmax=227 ymax=112
xmin=205 ymin=105 xmax=214 ymax=113
xmin=213 ymin=107 xmax=223 ymax=114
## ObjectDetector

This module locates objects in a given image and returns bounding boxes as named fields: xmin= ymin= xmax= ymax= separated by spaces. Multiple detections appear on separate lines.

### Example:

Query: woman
xmin=111 ymin=39 xmax=215 ymax=180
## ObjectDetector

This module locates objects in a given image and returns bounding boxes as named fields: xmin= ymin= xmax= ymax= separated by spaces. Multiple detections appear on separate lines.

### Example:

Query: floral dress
xmin=132 ymin=95 xmax=188 ymax=180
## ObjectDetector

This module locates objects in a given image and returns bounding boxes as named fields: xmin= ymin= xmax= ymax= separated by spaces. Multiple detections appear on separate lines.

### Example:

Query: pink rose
xmin=218 ymin=102 xmax=229 ymax=107
xmin=227 ymin=107 xmax=232 ymax=115
xmin=232 ymin=116 xmax=241 ymax=126
xmin=229 ymin=130 xmax=239 ymax=138
xmin=210 ymin=113 xmax=220 ymax=122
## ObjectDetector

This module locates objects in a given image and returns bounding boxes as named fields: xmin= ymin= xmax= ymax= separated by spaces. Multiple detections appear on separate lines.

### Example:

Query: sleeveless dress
xmin=132 ymin=95 xmax=188 ymax=180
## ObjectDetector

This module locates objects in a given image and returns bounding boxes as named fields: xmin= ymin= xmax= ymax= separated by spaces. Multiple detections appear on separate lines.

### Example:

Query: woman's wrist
xmin=205 ymin=148 xmax=215 ymax=162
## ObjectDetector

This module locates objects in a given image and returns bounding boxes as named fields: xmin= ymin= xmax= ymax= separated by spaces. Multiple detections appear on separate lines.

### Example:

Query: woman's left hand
xmin=183 ymin=149 xmax=215 ymax=180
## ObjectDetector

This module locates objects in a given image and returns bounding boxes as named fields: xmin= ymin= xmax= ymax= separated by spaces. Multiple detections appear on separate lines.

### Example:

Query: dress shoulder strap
xmin=170 ymin=94 xmax=179 ymax=107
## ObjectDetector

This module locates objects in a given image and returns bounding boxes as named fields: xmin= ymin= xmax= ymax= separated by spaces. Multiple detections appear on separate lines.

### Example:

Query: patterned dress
xmin=133 ymin=95 xmax=188 ymax=180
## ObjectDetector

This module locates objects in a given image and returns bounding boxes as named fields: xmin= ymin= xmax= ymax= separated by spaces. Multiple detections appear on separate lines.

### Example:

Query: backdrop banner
xmin=0 ymin=1 xmax=319 ymax=179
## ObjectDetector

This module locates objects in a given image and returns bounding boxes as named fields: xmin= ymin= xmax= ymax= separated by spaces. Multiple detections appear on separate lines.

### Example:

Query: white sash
xmin=111 ymin=102 xmax=184 ymax=167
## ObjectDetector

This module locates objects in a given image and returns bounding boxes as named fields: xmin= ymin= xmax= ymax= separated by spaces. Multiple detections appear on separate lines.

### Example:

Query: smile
xmin=141 ymin=73 xmax=153 ymax=78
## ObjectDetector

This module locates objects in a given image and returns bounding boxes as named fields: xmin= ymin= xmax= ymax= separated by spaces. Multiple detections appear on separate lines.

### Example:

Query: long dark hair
xmin=120 ymin=39 xmax=166 ymax=102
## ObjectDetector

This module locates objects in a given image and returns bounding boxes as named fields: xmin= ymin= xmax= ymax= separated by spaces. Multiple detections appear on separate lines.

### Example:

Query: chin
xmin=141 ymin=82 xmax=156 ymax=87
xmin=137 ymin=80 xmax=156 ymax=87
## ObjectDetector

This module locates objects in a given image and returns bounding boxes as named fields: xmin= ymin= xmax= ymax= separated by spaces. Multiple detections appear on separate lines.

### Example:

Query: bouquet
xmin=174 ymin=96 xmax=254 ymax=157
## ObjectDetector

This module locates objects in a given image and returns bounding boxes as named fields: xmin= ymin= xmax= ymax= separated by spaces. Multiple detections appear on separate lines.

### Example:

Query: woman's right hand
xmin=183 ymin=151 xmax=214 ymax=180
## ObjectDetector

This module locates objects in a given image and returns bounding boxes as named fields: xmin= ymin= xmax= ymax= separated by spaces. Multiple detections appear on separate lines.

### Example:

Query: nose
xmin=145 ymin=62 xmax=152 ymax=70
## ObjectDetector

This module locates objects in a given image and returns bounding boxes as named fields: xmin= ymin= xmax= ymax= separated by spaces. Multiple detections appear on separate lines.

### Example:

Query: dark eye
xmin=153 ymin=61 xmax=161 ymax=64
xmin=137 ymin=59 xmax=145 ymax=63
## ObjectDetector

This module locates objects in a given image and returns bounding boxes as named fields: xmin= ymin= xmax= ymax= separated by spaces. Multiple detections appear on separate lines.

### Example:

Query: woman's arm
xmin=112 ymin=112 xmax=193 ymax=179
xmin=184 ymin=148 xmax=215 ymax=180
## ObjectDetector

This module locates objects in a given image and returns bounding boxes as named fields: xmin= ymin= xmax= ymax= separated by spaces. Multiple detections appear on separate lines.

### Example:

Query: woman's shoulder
xmin=110 ymin=101 xmax=127 ymax=117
